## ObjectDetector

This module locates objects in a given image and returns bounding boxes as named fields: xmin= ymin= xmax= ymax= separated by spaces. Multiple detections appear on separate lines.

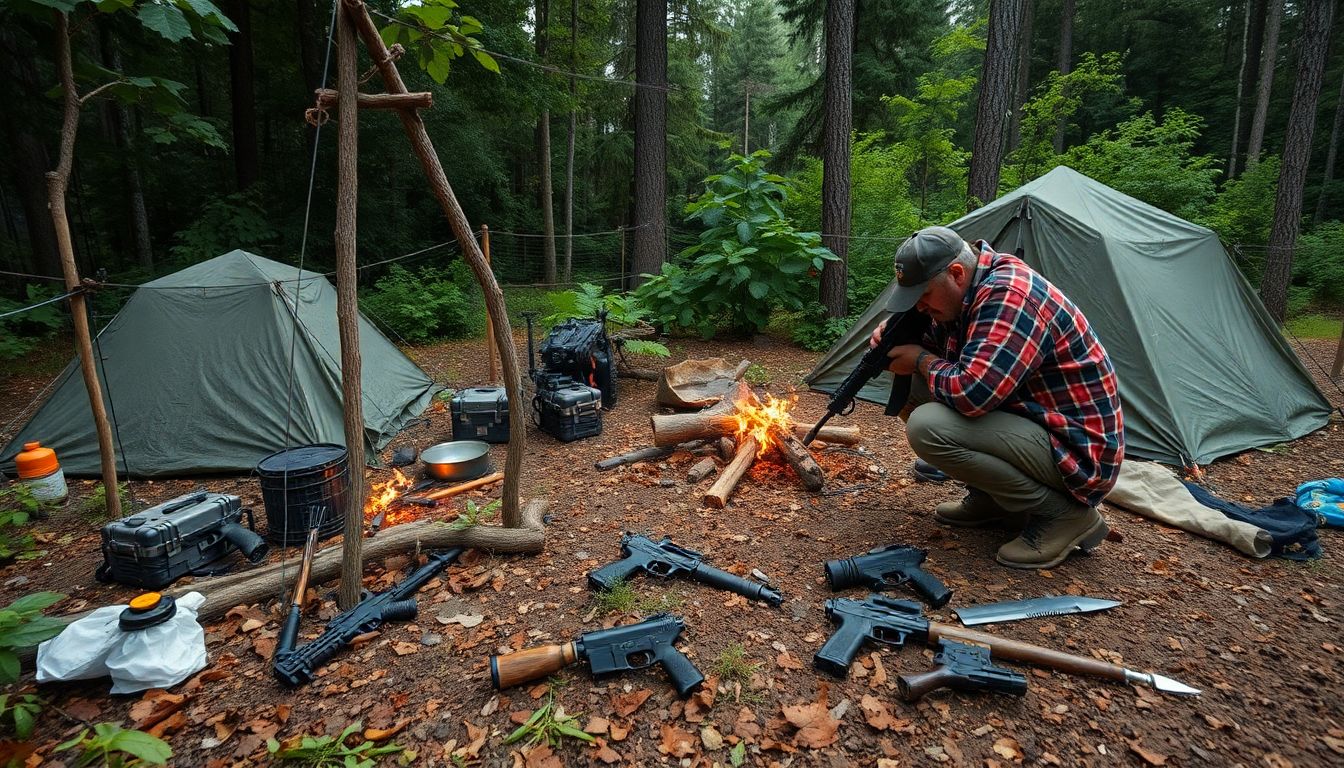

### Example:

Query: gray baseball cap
xmin=886 ymin=226 xmax=969 ymax=312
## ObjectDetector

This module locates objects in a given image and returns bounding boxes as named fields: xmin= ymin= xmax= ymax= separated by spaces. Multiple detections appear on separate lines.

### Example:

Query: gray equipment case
xmin=451 ymin=387 xmax=510 ymax=443
xmin=97 ymin=491 xmax=268 ymax=589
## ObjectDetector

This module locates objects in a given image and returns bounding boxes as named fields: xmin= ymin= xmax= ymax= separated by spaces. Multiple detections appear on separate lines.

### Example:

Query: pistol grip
xmin=659 ymin=648 xmax=705 ymax=697
xmin=814 ymin=623 xmax=866 ymax=677
xmin=897 ymin=667 xmax=956 ymax=702
xmin=587 ymin=558 xmax=641 ymax=591
xmin=907 ymin=568 xmax=952 ymax=608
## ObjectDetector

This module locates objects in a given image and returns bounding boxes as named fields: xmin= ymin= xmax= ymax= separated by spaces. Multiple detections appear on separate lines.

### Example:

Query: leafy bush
xmin=0 ymin=484 xmax=47 ymax=561
xmin=267 ymin=721 xmax=404 ymax=767
xmin=360 ymin=264 xmax=478 ymax=343
xmin=55 ymin=723 xmax=171 ymax=767
xmin=0 ymin=284 xmax=67 ymax=361
xmin=1196 ymin=156 xmax=1280 ymax=250
xmin=635 ymin=151 xmax=837 ymax=337
xmin=789 ymin=306 xmax=855 ymax=352
xmin=167 ymin=191 xmax=278 ymax=267
xmin=1292 ymin=221 xmax=1344 ymax=305
xmin=0 ymin=592 xmax=66 ymax=684
xmin=0 ymin=693 xmax=42 ymax=740
xmin=81 ymin=481 xmax=131 ymax=521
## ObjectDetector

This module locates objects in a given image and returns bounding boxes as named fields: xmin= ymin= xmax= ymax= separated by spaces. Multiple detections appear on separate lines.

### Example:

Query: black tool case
xmin=538 ymin=318 xmax=617 ymax=409
xmin=97 ymin=491 xmax=268 ymax=589
xmin=533 ymin=383 xmax=603 ymax=442
xmin=451 ymin=387 xmax=510 ymax=443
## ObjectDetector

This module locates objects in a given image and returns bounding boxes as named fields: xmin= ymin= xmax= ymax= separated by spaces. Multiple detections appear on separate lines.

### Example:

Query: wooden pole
xmin=334 ymin=3 xmax=365 ymax=610
xmin=48 ymin=13 xmax=121 ymax=518
xmin=483 ymin=224 xmax=499 ymax=383
xmin=619 ymin=225 xmax=626 ymax=290
xmin=1332 ymin=320 xmax=1344 ymax=378
xmin=314 ymin=89 xmax=433 ymax=110
xmin=343 ymin=0 xmax=527 ymax=527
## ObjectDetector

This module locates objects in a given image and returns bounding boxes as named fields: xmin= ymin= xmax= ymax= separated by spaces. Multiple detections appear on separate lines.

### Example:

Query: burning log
xmin=770 ymin=426 xmax=825 ymax=491
xmin=687 ymin=457 xmax=717 ymax=484
xmin=649 ymin=404 xmax=861 ymax=447
xmin=717 ymin=437 xmax=736 ymax=461
xmin=703 ymin=435 xmax=759 ymax=508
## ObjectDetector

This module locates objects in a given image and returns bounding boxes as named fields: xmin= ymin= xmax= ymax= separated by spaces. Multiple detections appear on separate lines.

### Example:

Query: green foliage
xmin=729 ymin=741 xmax=747 ymax=767
xmin=1007 ymin=53 xmax=1127 ymax=186
xmin=1197 ymin=157 xmax=1280 ymax=250
xmin=742 ymin=363 xmax=770 ymax=386
xmin=378 ymin=0 xmax=498 ymax=84
xmin=589 ymin=578 xmax=681 ymax=617
xmin=1284 ymin=313 xmax=1343 ymax=339
xmin=0 ymin=284 xmax=67 ymax=361
xmin=0 ymin=592 xmax=65 ymax=684
xmin=55 ymin=723 xmax=171 ymax=767
xmin=449 ymin=498 xmax=500 ymax=531
xmin=1060 ymin=109 xmax=1220 ymax=219
xmin=788 ymin=307 xmax=854 ymax=352
xmin=1292 ymin=221 xmax=1344 ymax=305
xmin=543 ymin=283 xmax=670 ymax=357
xmin=167 ymin=192 xmax=279 ymax=267
xmin=0 ymin=693 xmax=43 ymax=740
xmin=360 ymin=264 xmax=479 ymax=344
xmin=267 ymin=721 xmax=405 ymax=768
xmin=81 ymin=481 xmax=130 ymax=520
xmin=504 ymin=684 xmax=594 ymax=748
xmin=0 ymin=483 xmax=50 ymax=562
xmin=712 ymin=643 xmax=761 ymax=685
xmin=635 ymin=152 xmax=836 ymax=337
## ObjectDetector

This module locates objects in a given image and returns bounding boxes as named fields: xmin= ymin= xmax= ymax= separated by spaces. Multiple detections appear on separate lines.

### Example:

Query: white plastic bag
xmin=35 ymin=592 xmax=208 ymax=694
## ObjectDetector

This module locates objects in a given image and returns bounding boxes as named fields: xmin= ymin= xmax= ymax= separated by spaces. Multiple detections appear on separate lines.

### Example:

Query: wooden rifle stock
xmin=928 ymin=622 xmax=1127 ymax=682
xmin=490 ymin=642 xmax=579 ymax=689
xmin=897 ymin=666 xmax=958 ymax=701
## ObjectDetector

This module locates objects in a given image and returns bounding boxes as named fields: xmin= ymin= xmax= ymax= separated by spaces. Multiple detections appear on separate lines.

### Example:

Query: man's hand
xmin=886 ymin=344 xmax=926 ymax=375
xmin=868 ymin=319 xmax=887 ymax=350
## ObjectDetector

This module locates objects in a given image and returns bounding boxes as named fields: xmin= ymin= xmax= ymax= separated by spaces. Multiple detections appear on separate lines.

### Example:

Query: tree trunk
xmin=1051 ymin=0 xmax=1074 ymax=154
xmin=968 ymin=0 xmax=1025 ymax=208
xmin=631 ymin=0 xmax=668 ymax=287
xmin=820 ymin=0 xmax=854 ymax=318
xmin=104 ymin=36 xmax=153 ymax=269
xmin=1006 ymin=0 xmax=1034 ymax=153
xmin=563 ymin=0 xmax=577 ymax=284
xmin=0 ymin=26 xmax=62 ymax=276
xmin=1260 ymin=0 xmax=1334 ymax=321
xmin=295 ymin=0 xmax=323 ymax=95
xmin=48 ymin=12 xmax=121 ymax=518
xmin=1246 ymin=0 xmax=1283 ymax=169
xmin=536 ymin=0 xmax=557 ymax=285
xmin=332 ymin=3 xmax=366 ymax=610
xmin=344 ymin=0 xmax=528 ymax=526
xmin=1314 ymin=70 xmax=1344 ymax=223
xmin=1230 ymin=0 xmax=1267 ymax=178
xmin=227 ymin=0 xmax=260 ymax=191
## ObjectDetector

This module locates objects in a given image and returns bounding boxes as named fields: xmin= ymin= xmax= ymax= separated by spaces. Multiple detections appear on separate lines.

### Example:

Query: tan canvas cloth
xmin=656 ymin=358 xmax=750 ymax=408
xmin=1105 ymin=460 xmax=1273 ymax=558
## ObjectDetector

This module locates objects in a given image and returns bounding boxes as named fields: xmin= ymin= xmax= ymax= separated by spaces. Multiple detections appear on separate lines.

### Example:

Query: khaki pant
xmin=902 ymin=377 xmax=1082 ymax=520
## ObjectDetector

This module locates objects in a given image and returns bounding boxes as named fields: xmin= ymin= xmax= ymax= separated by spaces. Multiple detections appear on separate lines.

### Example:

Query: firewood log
xmin=770 ymin=426 xmax=825 ymax=491
xmin=703 ymin=435 xmax=759 ymax=508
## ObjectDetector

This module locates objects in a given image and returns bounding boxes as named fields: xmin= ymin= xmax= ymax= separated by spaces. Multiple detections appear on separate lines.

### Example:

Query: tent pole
xmin=334 ymin=1 xmax=367 ymax=610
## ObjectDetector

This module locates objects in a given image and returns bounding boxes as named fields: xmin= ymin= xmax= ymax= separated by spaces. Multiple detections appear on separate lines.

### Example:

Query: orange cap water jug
xmin=15 ymin=441 xmax=68 ymax=503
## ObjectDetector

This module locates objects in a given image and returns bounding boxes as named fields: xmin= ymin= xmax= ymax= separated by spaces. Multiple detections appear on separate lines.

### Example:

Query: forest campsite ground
xmin=1 ymin=322 xmax=1343 ymax=768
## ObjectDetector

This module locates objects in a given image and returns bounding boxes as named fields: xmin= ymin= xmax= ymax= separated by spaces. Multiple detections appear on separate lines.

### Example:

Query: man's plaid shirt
xmin=922 ymin=242 xmax=1124 ymax=506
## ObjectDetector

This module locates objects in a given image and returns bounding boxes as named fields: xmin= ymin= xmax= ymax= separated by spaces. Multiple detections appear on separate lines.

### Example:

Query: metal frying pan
xmin=420 ymin=441 xmax=494 ymax=481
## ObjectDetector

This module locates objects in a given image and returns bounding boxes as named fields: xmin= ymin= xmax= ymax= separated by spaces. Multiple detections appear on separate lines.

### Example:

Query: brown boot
xmin=934 ymin=489 xmax=1016 ymax=528
xmin=996 ymin=506 xmax=1108 ymax=570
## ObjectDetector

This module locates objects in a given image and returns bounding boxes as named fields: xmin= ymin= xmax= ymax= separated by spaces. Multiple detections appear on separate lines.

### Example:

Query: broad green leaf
xmin=0 ymin=651 xmax=17 ymax=684
xmin=13 ymin=704 xmax=33 ymax=740
xmin=471 ymin=49 xmax=500 ymax=74
xmin=404 ymin=3 xmax=453 ymax=28
xmin=6 ymin=592 xmax=64 ymax=613
xmin=105 ymin=728 xmax=172 ymax=765
xmin=1 ymin=615 xmax=67 ymax=648
xmin=177 ymin=0 xmax=237 ymax=32
xmin=425 ymin=49 xmax=452 ymax=84
xmin=747 ymin=281 xmax=769 ymax=300
xmin=96 ymin=0 xmax=137 ymax=11
xmin=138 ymin=3 xmax=193 ymax=42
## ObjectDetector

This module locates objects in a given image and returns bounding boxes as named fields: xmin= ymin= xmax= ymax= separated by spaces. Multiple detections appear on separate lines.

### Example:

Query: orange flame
xmin=733 ymin=393 xmax=796 ymax=458
xmin=365 ymin=467 xmax=417 ymax=527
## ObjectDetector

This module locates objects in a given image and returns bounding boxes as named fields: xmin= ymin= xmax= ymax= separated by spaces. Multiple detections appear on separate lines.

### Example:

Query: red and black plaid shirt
xmin=923 ymin=242 xmax=1124 ymax=506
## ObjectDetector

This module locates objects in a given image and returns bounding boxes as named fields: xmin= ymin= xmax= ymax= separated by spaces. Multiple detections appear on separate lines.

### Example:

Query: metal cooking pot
xmin=421 ymin=441 xmax=494 ymax=482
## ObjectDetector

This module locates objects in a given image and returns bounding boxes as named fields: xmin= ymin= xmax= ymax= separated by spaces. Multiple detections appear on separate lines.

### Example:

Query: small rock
xmin=751 ymin=568 xmax=770 ymax=583
xmin=3 ymin=576 xmax=30 ymax=588
xmin=700 ymin=726 xmax=724 ymax=750
xmin=829 ymin=698 xmax=851 ymax=720
xmin=574 ymin=551 xmax=589 ymax=560
xmin=659 ymin=479 xmax=676 ymax=488
xmin=421 ymin=633 xmax=443 ymax=647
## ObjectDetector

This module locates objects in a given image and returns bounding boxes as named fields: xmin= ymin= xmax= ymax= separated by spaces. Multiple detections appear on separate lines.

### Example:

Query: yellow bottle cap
xmin=128 ymin=593 xmax=162 ymax=612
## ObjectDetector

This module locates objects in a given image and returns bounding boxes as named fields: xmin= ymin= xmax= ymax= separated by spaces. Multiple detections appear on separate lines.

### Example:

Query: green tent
xmin=2 ymin=250 xmax=436 ymax=477
xmin=805 ymin=166 xmax=1333 ymax=466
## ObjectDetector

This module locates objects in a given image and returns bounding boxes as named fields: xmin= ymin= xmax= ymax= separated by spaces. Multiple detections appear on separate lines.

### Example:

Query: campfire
xmin=365 ymin=468 xmax=417 ymax=529
xmin=647 ymin=382 xmax=857 ymax=508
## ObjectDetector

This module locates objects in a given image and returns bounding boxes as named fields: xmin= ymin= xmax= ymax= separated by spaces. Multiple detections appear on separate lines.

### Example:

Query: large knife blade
xmin=955 ymin=596 xmax=1121 ymax=626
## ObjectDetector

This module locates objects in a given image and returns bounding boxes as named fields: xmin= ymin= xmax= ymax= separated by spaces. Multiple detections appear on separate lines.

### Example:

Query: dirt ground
xmin=2 ymin=332 xmax=1343 ymax=768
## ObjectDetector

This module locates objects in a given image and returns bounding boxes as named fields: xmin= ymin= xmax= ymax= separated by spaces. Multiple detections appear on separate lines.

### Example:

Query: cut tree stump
xmin=703 ymin=435 xmax=759 ymax=508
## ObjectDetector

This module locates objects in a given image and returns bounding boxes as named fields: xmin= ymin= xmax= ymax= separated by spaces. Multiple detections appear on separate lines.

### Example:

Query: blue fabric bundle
xmin=1181 ymin=482 xmax=1323 ymax=560
xmin=1295 ymin=479 xmax=1344 ymax=528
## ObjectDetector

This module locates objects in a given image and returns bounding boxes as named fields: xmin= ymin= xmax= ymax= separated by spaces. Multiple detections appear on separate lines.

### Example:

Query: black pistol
xmin=802 ymin=310 xmax=930 ymax=445
xmin=588 ymin=534 xmax=782 ymax=606
xmin=824 ymin=544 xmax=952 ymax=607
xmin=490 ymin=613 xmax=704 ymax=697
xmin=897 ymin=639 xmax=1028 ymax=701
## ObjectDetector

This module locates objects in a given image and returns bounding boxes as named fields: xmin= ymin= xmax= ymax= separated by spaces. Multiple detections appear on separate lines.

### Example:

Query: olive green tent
xmin=1 ymin=250 xmax=436 ymax=476
xmin=805 ymin=166 xmax=1333 ymax=466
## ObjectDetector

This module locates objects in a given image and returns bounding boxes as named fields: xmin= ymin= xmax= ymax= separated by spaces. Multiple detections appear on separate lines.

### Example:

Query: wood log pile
xmin=597 ymin=381 xmax=862 ymax=508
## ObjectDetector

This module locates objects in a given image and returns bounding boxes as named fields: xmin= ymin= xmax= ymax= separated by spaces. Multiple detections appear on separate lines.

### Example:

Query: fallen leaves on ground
xmin=130 ymin=690 xmax=187 ymax=731
xmin=859 ymin=695 xmax=910 ymax=732
xmin=993 ymin=736 xmax=1024 ymax=762
xmin=683 ymin=676 xmax=716 ymax=723
xmin=775 ymin=650 xmax=804 ymax=670
xmin=780 ymin=683 xmax=840 ymax=748
xmin=1127 ymin=740 xmax=1168 ymax=766
xmin=592 ymin=737 xmax=622 ymax=764
xmin=611 ymin=689 xmax=653 ymax=718
xmin=658 ymin=723 xmax=697 ymax=758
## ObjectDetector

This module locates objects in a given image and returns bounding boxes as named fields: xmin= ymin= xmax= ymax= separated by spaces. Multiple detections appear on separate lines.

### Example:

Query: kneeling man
xmin=871 ymin=227 xmax=1123 ymax=569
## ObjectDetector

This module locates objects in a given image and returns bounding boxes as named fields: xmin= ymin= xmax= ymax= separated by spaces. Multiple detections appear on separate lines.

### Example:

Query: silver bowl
xmin=420 ymin=441 xmax=493 ymax=481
